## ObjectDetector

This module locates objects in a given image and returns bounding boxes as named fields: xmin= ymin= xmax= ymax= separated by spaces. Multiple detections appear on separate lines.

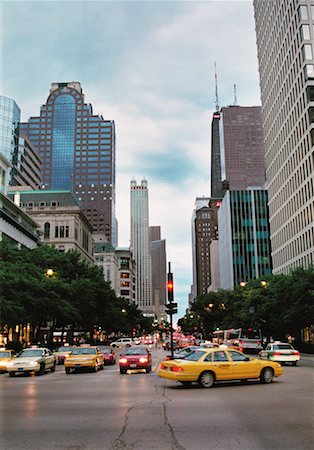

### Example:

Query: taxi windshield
xmin=18 ymin=350 xmax=43 ymax=357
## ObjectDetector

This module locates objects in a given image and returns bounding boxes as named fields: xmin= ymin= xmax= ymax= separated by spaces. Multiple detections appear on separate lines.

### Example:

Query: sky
xmin=1 ymin=0 xmax=261 ymax=320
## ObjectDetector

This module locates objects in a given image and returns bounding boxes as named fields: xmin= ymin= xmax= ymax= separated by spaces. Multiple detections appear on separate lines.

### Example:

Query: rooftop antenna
xmin=234 ymin=84 xmax=238 ymax=106
xmin=214 ymin=62 xmax=220 ymax=112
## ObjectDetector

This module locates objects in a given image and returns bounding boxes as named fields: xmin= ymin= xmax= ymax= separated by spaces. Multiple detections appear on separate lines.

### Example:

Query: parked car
xmin=119 ymin=346 xmax=152 ymax=374
xmin=110 ymin=338 xmax=133 ymax=348
xmin=54 ymin=345 xmax=75 ymax=364
xmin=101 ymin=348 xmax=116 ymax=365
xmin=158 ymin=348 xmax=283 ymax=388
xmin=0 ymin=349 xmax=14 ymax=372
xmin=6 ymin=347 xmax=56 ymax=377
xmin=64 ymin=346 xmax=104 ymax=373
xmin=259 ymin=342 xmax=300 ymax=365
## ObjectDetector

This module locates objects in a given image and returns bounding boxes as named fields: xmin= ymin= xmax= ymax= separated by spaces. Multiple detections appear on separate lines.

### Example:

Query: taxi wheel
xmin=260 ymin=367 xmax=274 ymax=383
xmin=198 ymin=371 xmax=215 ymax=388
xmin=9 ymin=372 xmax=15 ymax=377
xmin=51 ymin=363 xmax=56 ymax=373
xmin=92 ymin=365 xmax=97 ymax=372
xmin=37 ymin=363 xmax=45 ymax=376
xmin=65 ymin=367 xmax=71 ymax=374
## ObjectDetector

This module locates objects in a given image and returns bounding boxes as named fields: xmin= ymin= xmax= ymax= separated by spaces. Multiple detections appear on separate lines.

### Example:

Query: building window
xmin=44 ymin=222 xmax=50 ymax=239
xmin=304 ymin=64 xmax=314 ymax=80
xmin=303 ymin=44 xmax=313 ymax=61
xmin=55 ymin=226 xmax=59 ymax=238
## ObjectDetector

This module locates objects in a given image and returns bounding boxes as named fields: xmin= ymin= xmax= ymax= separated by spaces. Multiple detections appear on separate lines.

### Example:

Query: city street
xmin=0 ymin=347 xmax=313 ymax=450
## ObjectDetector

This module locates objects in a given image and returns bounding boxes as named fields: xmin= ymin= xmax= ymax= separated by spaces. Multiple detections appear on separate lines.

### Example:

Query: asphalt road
xmin=0 ymin=347 xmax=313 ymax=450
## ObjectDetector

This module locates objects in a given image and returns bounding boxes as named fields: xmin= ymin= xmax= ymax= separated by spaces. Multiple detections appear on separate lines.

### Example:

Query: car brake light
xmin=139 ymin=357 xmax=148 ymax=363
xmin=119 ymin=358 xmax=127 ymax=364
xmin=257 ymin=341 xmax=261 ymax=345
xmin=171 ymin=366 xmax=184 ymax=372
xmin=273 ymin=352 xmax=282 ymax=356
xmin=160 ymin=363 xmax=165 ymax=369
xmin=293 ymin=351 xmax=300 ymax=356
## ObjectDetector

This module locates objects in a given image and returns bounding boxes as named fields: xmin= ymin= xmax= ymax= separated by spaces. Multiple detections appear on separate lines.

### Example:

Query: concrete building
xmin=20 ymin=82 xmax=117 ymax=245
xmin=8 ymin=189 xmax=94 ymax=263
xmin=130 ymin=178 xmax=152 ymax=316
xmin=94 ymin=244 xmax=136 ymax=303
xmin=218 ymin=188 xmax=272 ymax=289
xmin=253 ymin=0 xmax=314 ymax=272
xmin=149 ymin=226 xmax=166 ymax=318
xmin=0 ymin=154 xmax=39 ymax=248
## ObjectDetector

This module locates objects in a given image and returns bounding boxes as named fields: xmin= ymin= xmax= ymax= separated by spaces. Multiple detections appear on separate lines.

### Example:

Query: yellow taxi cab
xmin=158 ymin=347 xmax=283 ymax=388
xmin=0 ymin=349 xmax=14 ymax=372
xmin=64 ymin=346 xmax=104 ymax=374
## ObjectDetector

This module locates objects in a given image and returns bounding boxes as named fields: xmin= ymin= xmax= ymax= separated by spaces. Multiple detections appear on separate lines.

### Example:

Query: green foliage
xmin=183 ymin=266 xmax=314 ymax=340
xmin=0 ymin=241 xmax=148 ymax=338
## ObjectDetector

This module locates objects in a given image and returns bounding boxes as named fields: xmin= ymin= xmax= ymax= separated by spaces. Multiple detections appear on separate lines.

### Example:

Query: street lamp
xmin=45 ymin=269 xmax=54 ymax=278
xmin=240 ymin=281 xmax=247 ymax=287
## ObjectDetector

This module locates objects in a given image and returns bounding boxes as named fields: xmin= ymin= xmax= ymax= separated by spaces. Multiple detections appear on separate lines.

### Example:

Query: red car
xmin=119 ymin=346 xmax=152 ymax=374
xmin=101 ymin=348 xmax=116 ymax=365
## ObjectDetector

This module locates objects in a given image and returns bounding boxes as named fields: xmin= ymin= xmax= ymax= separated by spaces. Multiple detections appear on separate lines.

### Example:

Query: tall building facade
xmin=20 ymin=82 xmax=117 ymax=245
xmin=149 ymin=226 xmax=166 ymax=318
xmin=0 ymin=96 xmax=20 ymax=185
xmin=218 ymin=189 xmax=272 ymax=289
xmin=191 ymin=197 xmax=219 ymax=299
xmin=254 ymin=0 xmax=314 ymax=272
xmin=130 ymin=178 xmax=152 ymax=316
xmin=211 ymin=105 xmax=266 ymax=194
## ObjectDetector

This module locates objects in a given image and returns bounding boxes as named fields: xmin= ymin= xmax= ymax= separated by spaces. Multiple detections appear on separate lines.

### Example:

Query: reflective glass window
xmin=51 ymin=94 xmax=76 ymax=189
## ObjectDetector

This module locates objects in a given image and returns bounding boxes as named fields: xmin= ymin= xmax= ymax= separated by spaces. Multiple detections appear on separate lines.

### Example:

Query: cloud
xmin=3 ymin=0 xmax=261 ymax=317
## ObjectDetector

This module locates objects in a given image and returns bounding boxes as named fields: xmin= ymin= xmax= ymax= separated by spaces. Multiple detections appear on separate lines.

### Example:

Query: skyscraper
xmin=130 ymin=178 xmax=152 ymax=316
xmin=210 ymin=105 xmax=266 ymax=194
xmin=20 ymin=82 xmax=117 ymax=245
xmin=191 ymin=197 xmax=218 ymax=299
xmin=149 ymin=226 xmax=166 ymax=318
xmin=218 ymin=188 xmax=272 ymax=289
xmin=0 ymin=96 xmax=20 ymax=184
xmin=254 ymin=0 xmax=314 ymax=272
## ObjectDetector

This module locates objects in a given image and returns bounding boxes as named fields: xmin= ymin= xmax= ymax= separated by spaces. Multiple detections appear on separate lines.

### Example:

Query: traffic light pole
xmin=168 ymin=262 xmax=174 ymax=359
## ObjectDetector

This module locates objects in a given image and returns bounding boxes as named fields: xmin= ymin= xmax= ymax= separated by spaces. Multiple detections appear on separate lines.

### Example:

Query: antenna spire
xmin=214 ymin=62 xmax=220 ymax=112
xmin=234 ymin=84 xmax=238 ymax=106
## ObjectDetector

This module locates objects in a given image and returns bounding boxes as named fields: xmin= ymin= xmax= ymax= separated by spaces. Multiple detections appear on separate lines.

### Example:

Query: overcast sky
xmin=2 ymin=0 xmax=261 ymax=319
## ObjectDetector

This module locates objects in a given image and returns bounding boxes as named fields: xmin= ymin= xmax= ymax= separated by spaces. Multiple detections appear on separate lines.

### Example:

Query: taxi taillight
xmin=171 ymin=366 xmax=184 ymax=372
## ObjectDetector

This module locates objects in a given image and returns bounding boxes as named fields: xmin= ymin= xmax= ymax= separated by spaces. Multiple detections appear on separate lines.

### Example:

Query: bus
xmin=212 ymin=328 xmax=262 ymax=353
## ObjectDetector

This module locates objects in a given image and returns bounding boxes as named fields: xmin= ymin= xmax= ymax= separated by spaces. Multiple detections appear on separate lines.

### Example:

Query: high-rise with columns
xmin=130 ymin=178 xmax=153 ymax=316
xmin=254 ymin=0 xmax=314 ymax=272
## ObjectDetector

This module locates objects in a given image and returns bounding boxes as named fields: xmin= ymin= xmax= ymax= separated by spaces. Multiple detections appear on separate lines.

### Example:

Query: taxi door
xmin=211 ymin=350 xmax=234 ymax=380
xmin=44 ymin=349 xmax=55 ymax=368
xmin=227 ymin=350 xmax=257 ymax=379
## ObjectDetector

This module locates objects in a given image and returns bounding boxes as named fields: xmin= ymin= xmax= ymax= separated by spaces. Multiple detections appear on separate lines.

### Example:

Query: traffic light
xmin=165 ymin=302 xmax=178 ymax=315
xmin=167 ymin=272 xmax=174 ymax=303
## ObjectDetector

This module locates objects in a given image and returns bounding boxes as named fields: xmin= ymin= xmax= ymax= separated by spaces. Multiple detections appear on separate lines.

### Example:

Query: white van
xmin=110 ymin=338 xmax=133 ymax=348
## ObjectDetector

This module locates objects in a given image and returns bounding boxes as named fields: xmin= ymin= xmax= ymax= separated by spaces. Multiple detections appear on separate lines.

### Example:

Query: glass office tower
xmin=0 ymin=96 xmax=20 ymax=182
xmin=20 ymin=82 xmax=117 ymax=245
xmin=219 ymin=189 xmax=272 ymax=289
